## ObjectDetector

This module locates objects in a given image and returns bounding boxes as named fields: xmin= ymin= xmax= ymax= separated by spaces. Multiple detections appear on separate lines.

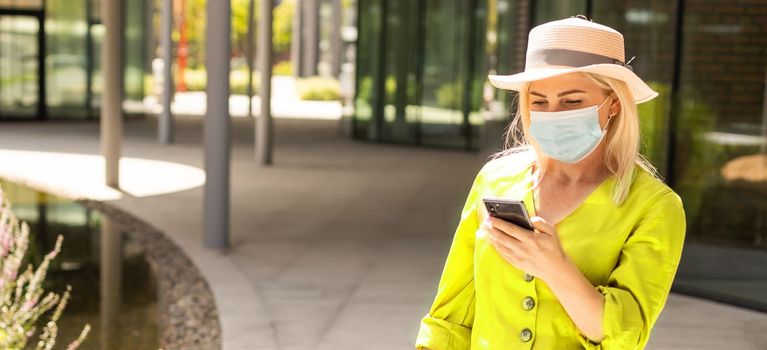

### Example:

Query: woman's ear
xmin=609 ymin=95 xmax=621 ymax=117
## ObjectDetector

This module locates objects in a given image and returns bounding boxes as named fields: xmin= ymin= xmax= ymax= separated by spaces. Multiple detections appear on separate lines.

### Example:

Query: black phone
xmin=482 ymin=198 xmax=534 ymax=231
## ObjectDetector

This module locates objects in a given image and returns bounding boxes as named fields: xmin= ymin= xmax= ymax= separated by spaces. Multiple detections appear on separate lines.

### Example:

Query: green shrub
xmin=296 ymin=76 xmax=341 ymax=101
xmin=230 ymin=68 xmax=257 ymax=95
xmin=144 ymin=74 xmax=154 ymax=96
xmin=355 ymin=76 xmax=399 ymax=105
xmin=180 ymin=68 xmax=259 ymax=94
xmin=183 ymin=69 xmax=207 ymax=92
xmin=273 ymin=61 xmax=293 ymax=76
xmin=435 ymin=79 xmax=484 ymax=110
xmin=435 ymin=81 xmax=462 ymax=109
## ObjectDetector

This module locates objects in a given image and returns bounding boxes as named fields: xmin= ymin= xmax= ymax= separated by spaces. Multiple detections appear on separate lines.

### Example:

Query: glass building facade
xmin=355 ymin=0 xmax=767 ymax=311
xmin=354 ymin=0 xmax=488 ymax=149
xmin=0 ymin=0 xmax=149 ymax=120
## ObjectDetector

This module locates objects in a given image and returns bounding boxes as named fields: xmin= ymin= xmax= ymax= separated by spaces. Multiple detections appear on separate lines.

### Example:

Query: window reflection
xmin=589 ymin=0 xmax=767 ymax=310
xmin=0 ymin=15 xmax=39 ymax=118
xmin=1 ymin=180 xmax=160 ymax=348
xmin=353 ymin=0 xmax=484 ymax=149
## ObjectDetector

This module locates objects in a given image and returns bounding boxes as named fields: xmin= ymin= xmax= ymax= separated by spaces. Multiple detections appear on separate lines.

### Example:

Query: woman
xmin=415 ymin=16 xmax=686 ymax=349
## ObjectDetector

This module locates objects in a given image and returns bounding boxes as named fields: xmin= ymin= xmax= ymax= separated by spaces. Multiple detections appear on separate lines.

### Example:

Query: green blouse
xmin=415 ymin=155 xmax=686 ymax=349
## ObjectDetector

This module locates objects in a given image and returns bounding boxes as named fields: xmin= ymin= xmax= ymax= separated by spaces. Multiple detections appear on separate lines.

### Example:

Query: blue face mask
xmin=528 ymin=97 xmax=613 ymax=164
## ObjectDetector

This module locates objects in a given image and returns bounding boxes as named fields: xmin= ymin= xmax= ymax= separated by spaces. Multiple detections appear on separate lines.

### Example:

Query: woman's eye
xmin=564 ymin=100 xmax=582 ymax=104
xmin=532 ymin=100 xmax=547 ymax=105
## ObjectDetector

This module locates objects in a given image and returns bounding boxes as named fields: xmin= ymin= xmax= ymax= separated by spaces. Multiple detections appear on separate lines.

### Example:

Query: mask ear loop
xmin=600 ymin=95 xmax=617 ymax=132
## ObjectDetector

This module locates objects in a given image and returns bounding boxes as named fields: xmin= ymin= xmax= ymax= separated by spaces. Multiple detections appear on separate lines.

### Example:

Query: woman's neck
xmin=542 ymin=151 xmax=609 ymax=185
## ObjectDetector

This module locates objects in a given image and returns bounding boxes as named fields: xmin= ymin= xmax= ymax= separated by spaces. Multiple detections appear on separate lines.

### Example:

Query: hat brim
xmin=488 ymin=64 xmax=659 ymax=104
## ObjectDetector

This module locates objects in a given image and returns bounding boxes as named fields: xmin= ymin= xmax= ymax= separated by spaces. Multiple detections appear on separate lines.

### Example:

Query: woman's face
xmin=527 ymin=72 xmax=618 ymax=129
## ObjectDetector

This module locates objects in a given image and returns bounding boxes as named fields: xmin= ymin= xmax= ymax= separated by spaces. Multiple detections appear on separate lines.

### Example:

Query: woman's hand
xmin=483 ymin=215 xmax=607 ymax=341
xmin=482 ymin=215 xmax=570 ymax=282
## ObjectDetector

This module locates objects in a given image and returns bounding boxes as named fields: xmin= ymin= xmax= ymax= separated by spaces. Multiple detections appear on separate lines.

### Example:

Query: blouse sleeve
xmin=576 ymin=190 xmax=687 ymax=350
xmin=414 ymin=165 xmax=485 ymax=350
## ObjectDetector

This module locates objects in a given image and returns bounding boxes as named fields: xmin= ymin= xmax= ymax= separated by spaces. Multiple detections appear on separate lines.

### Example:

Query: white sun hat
xmin=488 ymin=15 xmax=659 ymax=104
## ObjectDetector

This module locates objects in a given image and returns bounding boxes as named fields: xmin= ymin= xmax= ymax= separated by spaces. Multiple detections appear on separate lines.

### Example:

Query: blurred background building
xmin=0 ymin=0 xmax=765 ymax=323
xmin=0 ymin=0 xmax=147 ymax=118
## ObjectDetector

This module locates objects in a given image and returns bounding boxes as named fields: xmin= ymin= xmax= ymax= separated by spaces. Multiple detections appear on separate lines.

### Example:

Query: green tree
xmin=273 ymin=0 xmax=295 ymax=57
xmin=231 ymin=0 xmax=251 ymax=59
xmin=183 ymin=0 xmax=207 ymax=68
xmin=165 ymin=0 xmax=295 ymax=69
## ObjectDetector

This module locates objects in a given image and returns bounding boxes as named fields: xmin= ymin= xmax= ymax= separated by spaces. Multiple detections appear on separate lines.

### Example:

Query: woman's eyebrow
xmin=529 ymin=89 xmax=587 ymax=98
xmin=557 ymin=89 xmax=586 ymax=97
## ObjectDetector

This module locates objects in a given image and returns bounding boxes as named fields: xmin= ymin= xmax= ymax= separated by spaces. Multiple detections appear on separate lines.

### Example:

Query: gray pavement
xmin=0 ymin=116 xmax=766 ymax=349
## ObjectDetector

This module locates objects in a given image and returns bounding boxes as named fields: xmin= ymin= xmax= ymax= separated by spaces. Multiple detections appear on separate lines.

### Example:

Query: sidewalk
xmin=0 ymin=116 xmax=765 ymax=349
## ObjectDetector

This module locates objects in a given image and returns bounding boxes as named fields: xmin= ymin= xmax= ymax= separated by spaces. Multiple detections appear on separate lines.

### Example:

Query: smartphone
xmin=482 ymin=198 xmax=534 ymax=231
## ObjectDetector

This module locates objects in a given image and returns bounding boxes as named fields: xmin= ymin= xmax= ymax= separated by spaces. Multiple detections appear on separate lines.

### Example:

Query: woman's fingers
xmin=530 ymin=216 xmax=556 ymax=235
xmin=488 ymin=230 xmax=522 ymax=264
xmin=488 ymin=217 xmax=534 ymax=243
xmin=487 ymin=225 xmax=520 ymax=249
xmin=486 ymin=224 xmax=529 ymax=262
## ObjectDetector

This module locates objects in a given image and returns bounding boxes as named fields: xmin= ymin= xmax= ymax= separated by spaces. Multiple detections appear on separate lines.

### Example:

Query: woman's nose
xmin=547 ymin=105 xmax=569 ymax=112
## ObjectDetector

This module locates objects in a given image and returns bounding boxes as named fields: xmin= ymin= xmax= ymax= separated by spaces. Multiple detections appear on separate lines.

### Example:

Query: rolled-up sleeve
xmin=576 ymin=190 xmax=687 ymax=350
xmin=414 ymin=165 xmax=485 ymax=350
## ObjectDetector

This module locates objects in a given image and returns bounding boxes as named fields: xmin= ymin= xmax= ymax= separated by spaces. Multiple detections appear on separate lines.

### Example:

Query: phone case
xmin=482 ymin=197 xmax=534 ymax=231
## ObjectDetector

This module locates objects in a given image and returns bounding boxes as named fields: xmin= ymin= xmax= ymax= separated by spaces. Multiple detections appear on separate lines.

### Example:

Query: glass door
xmin=0 ymin=14 xmax=40 ymax=118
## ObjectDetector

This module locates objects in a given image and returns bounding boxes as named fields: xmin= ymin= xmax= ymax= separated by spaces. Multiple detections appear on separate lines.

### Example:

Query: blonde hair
xmin=490 ymin=72 xmax=659 ymax=205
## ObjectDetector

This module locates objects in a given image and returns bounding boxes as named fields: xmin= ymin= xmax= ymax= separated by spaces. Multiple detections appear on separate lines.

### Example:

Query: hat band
xmin=526 ymin=48 xmax=633 ymax=71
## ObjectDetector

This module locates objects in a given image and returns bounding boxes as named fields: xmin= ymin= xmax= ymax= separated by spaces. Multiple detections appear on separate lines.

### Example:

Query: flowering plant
xmin=0 ymin=188 xmax=90 ymax=349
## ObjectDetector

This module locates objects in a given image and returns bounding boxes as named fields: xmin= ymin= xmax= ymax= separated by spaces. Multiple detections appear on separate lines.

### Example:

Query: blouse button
xmin=522 ymin=296 xmax=536 ymax=311
xmin=523 ymin=273 xmax=534 ymax=282
xmin=519 ymin=328 xmax=533 ymax=342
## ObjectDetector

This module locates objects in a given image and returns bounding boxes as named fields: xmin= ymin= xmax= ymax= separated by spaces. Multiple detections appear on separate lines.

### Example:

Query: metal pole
xmin=85 ymin=0 xmax=94 ymax=119
xmin=101 ymin=0 xmax=123 ymax=188
xmin=330 ymin=0 xmax=342 ymax=77
xmin=246 ymin=0 xmax=256 ymax=117
xmin=38 ymin=9 xmax=46 ymax=120
xmin=144 ymin=0 xmax=155 ymax=74
xmin=372 ymin=0 xmax=387 ymax=141
xmin=257 ymin=0 xmax=274 ymax=165
xmin=160 ymin=0 xmax=175 ymax=144
xmin=302 ymin=0 xmax=318 ymax=77
xmin=462 ymin=0 xmax=478 ymax=150
xmin=414 ymin=0 xmax=425 ymax=145
xmin=203 ymin=0 xmax=231 ymax=249
xmin=291 ymin=0 xmax=303 ymax=77
xmin=666 ymin=0 xmax=686 ymax=187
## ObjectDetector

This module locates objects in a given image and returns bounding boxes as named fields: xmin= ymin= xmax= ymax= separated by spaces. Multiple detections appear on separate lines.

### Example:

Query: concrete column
xmin=330 ymin=0 xmax=342 ymax=77
xmin=257 ymin=0 xmax=275 ymax=165
xmin=101 ymin=0 xmax=123 ymax=188
xmin=203 ymin=0 xmax=231 ymax=249
xmin=291 ymin=0 xmax=303 ymax=77
xmin=246 ymin=0 xmax=256 ymax=117
xmin=160 ymin=0 xmax=175 ymax=144
xmin=302 ymin=0 xmax=318 ymax=77
xmin=144 ymin=0 xmax=155 ymax=74
xmin=100 ymin=217 xmax=122 ymax=349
